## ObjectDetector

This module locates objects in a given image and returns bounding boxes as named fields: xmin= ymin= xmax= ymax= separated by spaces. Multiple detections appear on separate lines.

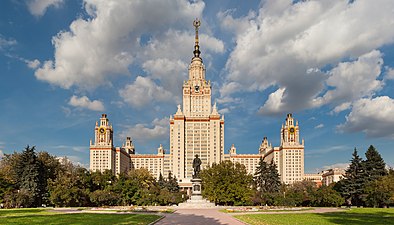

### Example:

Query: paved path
xmin=155 ymin=208 xmax=245 ymax=225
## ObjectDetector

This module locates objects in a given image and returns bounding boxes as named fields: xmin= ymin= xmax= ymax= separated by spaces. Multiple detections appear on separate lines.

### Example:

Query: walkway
xmin=155 ymin=208 xmax=245 ymax=225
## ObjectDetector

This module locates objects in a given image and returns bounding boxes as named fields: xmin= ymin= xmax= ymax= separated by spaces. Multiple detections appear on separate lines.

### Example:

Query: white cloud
xmin=385 ymin=67 xmax=394 ymax=80
xmin=120 ymin=117 xmax=169 ymax=144
xmin=315 ymin=124 xmax=324 ymax=129
xmin=119 ymin=76 xmax=174 ymax=108
xmin=27 ymin=0 xmax=64 ymax=17
xmin=0 ymin=150 xmax=4 ymax=159
xmin=221 ymin=0 xmax=394 ymax=115
xmin=57 ymin=156 xmax=88 ymax=168
xmin=0 ymin=35 xmax=17 ymax=50
xmin=26 ymin=59 xmax=40 ymax=69
xmin=314 ymin=50 xmax=384 ymax=108
xmin=319 ymin=163 xmax=349 ymax=172
xmin=142 ymin=58 xmax=188 ymax=97
xmin=331 ymin=102 xmax=352 ymax=114
xmin=338 ymin=96 xmax=394 ymax=138
xmin=68 ymin=95 xmax=105 ymax=111
xmin=33 ymin=0 xmax=210 ymax=90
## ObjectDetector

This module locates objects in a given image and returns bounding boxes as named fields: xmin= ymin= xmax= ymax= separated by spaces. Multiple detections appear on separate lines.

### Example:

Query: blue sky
xmin=1 ymin=0 xmax=394 ymax=173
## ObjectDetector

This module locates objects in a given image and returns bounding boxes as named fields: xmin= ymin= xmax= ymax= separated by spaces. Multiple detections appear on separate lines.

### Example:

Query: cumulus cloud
xmin=120 ymin=117 xmax=169 ymax=144
xmin=314 ymin=50 xmax=384 ymax=109
xmin=33 ymin=0 xmax=214 ymax=91
xmin=221 ymin=0 xmax=394 ymax=115
xmin=119 ymin=76 xmax=174 ymax=108
xmin=68 ymin=95 xmax=105 ymax=111
xmin=27 ymin=0 xmax=64 ymax=17
xmin=0 ymin=149 xmax=3 ymax=159
xmin=338 ymin=96 xmax=394 ymax=138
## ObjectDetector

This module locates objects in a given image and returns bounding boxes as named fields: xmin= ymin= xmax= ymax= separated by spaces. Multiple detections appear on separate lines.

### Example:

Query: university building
xmin=89 ymin=20 xmax=305 ymax=190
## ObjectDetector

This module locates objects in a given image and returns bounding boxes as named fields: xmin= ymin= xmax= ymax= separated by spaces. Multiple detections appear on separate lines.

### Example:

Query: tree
xmin=286 ymin=180 xmax=317 ymax=206
xmin=340 ymin=148 xmax=365 ymax=206
xmin=48 ymin=164 xmax=91 ymax=207
xmin=254 ymin=157 xmax=281 ymax=205
xmin=14 ymin=146 xmax=45 ymax=207
xmin=254 ymin=157 xmax=270 ymax=192
xmin=166 ymin=172 xmax=180 ymax=193
xmin=200 ymin=160 xmax=253 ymax=206
xmin=364 ymin=145 xmax=387 ymax=183
xmin=312 ymin=184 xmax=344 ymax=207
xmin=37 ymin=151 xmax=63 ymax=205
xmin=364 ymin=170 xmax=394 ymax=207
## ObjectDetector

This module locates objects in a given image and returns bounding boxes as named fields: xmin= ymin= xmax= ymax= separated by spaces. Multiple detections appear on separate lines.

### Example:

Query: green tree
xmin=254 ymin=157 xmax=270 ymax=192
xmin=200 ymin=160 xmax=253 ymax=206
xmin=312 ymin=184 xmax=344 ymax=207
xmin=166 ymin=171 xmax=180 ymax=193
xmin=14 ymin=146 xmax=45 ymax=207
xmin=364 ymin=170 xmax=394 ymax=207
xmin=37 ymin=151 xmax=63 ymax=205
xmin=126 ymin=168 xmax=158 ymax=206
xmin=340 ymin=148 xmax=365 ymax=206
xmin=48 ymin=165 xmax=91 ymax=207
xmin=253 ymin=157 xmax=281 ymax=205
xmin=286 ymin=180 xmax=317 ymax=206
xmin=364 ymin=145 xmax=387 ymax=182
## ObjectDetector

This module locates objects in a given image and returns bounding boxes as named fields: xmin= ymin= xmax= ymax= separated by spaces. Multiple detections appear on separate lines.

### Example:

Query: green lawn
xmin=0 ymin=208 xmax=162 ymax=225
xmin=234 ymin=208 xmax=394 ymax=225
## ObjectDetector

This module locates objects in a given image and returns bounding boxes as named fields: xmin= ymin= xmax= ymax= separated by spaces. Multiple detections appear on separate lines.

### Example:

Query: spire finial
xmin=193 ymin=18 xmax=201 ymax=58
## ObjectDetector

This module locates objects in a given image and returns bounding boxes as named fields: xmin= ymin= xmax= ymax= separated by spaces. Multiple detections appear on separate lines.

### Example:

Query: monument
xmin=178 ymin=154 xmax=215 ymax=208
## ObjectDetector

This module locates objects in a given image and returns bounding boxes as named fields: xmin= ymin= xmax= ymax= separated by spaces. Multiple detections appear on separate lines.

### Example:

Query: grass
xmin=234 ymin=208 xmax=394 ymax=225
xmin=221 ymin=207 xmax=314 ymax=213
xmin=0 ymin=208 xmax=162 ymax=225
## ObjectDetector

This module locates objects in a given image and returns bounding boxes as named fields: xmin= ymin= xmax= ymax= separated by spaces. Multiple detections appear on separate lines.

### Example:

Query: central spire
xmin=193 ymin=18 xmax=201 ymax=58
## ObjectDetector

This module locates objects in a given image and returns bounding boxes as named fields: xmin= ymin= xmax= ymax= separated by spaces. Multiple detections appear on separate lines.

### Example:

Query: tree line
xmin=0 ymin=146 xmax=184 ymax=208
xmin=200 ymin=145 xmax=393 ymax=207
xmin=0 ymin=145 xmax=392 ymax=208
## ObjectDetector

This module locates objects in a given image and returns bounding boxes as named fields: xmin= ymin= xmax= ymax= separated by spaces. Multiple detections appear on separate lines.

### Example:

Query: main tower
xmin=169 ymin=19 xmax=224 ymax=188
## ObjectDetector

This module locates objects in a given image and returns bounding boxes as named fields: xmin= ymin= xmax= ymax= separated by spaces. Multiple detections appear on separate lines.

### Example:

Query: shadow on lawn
xmin=156 ymin=212 xmax=225 ymax=225
xmin=317 ymin=210 xmax=394 ymax=225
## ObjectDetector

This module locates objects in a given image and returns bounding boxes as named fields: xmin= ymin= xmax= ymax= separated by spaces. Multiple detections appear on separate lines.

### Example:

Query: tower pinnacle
xmin=193 ymin=18 xmax=201 ymax=58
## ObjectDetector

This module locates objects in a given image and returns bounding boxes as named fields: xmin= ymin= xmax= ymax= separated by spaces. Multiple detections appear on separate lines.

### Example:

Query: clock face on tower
xmin=99 ymin=127 xmax=105 ymax=134
xmin=194 ymin=85 xmax=200 ymax=92
xmin=289 ymin=127 xmax=295 ymax=134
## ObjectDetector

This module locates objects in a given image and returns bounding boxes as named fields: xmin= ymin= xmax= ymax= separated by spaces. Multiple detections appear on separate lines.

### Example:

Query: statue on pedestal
xmin=192 ymin=154 xmax=201 ymax=179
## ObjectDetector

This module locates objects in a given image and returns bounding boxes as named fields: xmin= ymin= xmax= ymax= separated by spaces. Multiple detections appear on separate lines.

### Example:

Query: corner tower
xmin=279 ymin=113 xmax=304 ymax=184
xmin=90 ymin=114 xmax=116 ymax=172
xmin=170 ymin=19 xmax=224 ymax=187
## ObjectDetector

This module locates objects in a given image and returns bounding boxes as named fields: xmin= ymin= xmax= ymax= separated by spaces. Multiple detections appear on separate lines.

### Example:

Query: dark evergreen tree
xmin=167 ymin=172 xmax=180 ymax=193
xmin=14 ymin=146 xmax=45 ymax=207
xmin=341 ymin=148 xmax=365 ymax=206
xmin=364 ymin=145 xmax=387 ymax=182
xmin=268 ymin=160 xmax=281 ymax=193
xmin=254 ymin=157 xmax=270 ymax=192
xmin=158 ymin=173 xmax=166 ymax=189
xmin=254 ymin=158 xmax=281 ymax=193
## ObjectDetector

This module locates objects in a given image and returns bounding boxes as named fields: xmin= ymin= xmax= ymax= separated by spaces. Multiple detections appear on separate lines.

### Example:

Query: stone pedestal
xmin=178 ymin=178 xmax=216 ymax=208
xmin=192 ymin=178 xmax=202 ymax=195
